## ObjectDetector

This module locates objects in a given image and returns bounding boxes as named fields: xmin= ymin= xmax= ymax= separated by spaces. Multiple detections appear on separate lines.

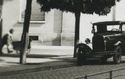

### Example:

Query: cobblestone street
xmin=1 ymin=60 xmax=125 ymax=79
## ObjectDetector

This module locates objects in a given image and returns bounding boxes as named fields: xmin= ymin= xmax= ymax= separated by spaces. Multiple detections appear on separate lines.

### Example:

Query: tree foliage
xmin=37 ymin=0 xmax=120 ymax=15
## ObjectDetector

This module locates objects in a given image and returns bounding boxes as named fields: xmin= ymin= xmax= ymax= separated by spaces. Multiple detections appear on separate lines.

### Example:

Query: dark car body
xmin=76 ymin=21 xmax=125 ymax=65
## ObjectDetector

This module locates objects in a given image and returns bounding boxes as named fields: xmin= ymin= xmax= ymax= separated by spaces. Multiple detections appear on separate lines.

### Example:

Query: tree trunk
xmin=0 ymin=19 xmax=2 ymax=40
xmin=73 ymin=12 xmax=80 ymax=58
xmin=0 ymin=0 xmax=3 ymax=55
xmin=20 ymin=0 xmax=32 ymax=64
xmin=0 ymin=0 xmax=3 ymax=39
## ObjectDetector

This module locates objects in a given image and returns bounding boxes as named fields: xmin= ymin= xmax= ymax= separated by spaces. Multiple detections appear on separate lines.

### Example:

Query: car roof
xmin=93 ymin=21 xmax=125 ymax=25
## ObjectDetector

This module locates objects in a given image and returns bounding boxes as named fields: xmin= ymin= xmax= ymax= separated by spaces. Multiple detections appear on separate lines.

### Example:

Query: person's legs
xmin=0 ymin=45 xmax=3 ymax=55
xmin=7 ymin=44 xmax=13 ymax=53
xmin=0 ymin=41 xmax=5 ymax=55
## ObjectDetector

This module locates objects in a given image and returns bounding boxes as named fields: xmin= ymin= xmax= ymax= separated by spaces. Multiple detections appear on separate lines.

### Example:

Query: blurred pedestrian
xmin=0 ymin=28 xmax=14 ymax=54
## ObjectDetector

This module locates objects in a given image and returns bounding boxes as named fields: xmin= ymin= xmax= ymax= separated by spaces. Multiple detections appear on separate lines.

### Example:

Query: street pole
xmin=112 ymin=0 xmax=116 ymax=21
xmin=74 ymin=12 xmax=81 ymax=58
xmin=0 ymin=0 xmax=3 ymax=39
xmin=112 ymin=6 xmax=116 ymax=21
xmin=20 ymin=0 xmax=32 ymax=64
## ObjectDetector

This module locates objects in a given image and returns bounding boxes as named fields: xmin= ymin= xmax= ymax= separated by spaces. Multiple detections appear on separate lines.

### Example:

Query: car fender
xmin=114 ymin=41 xmax=122 ymax=46
xmin=76 ymin=43 xmax=93 ymax=54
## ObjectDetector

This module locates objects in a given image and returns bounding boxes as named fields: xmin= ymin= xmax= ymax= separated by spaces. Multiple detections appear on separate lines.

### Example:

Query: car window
xmin=93 ymin=26 xmax=97 ymax=32
xmin=107 ymin=25 xmax=120 ymax=31
xmin=122 ymin=25 xmax=125 ymax=31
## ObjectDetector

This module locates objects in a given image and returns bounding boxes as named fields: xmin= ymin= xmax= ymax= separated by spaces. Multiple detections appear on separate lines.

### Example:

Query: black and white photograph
xmin=0 ymin=0 xmax=125 ymax=79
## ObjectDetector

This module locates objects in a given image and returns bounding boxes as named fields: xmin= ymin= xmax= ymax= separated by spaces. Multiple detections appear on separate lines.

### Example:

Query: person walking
xmin=7 ymin=29 xmax=14 ymax=53
xmin=0 ymin=28 xmax=14 ymax=54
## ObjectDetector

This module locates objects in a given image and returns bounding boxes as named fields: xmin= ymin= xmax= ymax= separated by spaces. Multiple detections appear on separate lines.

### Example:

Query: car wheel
xmin=77 ymin=49 xmax=86 ymax=65
xmin=113 ymin=46 xmax=122 ymax=64
xmin=76 ymin=43 xmax=92 ymax=65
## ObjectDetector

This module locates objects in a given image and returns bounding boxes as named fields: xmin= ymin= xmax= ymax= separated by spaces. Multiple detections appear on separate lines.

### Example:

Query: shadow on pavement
xmin=0 ymin=53 xmax=59 ymax=58
xmin=51 ymin=57 xmax=125 ymax=66
xmin=50 ymin=57 xmax=76 ymax=63
xmin=0 ymin=59 xmax=4 ymax=62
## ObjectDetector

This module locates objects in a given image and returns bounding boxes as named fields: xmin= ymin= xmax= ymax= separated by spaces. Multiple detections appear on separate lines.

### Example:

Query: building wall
xmin=2 ymin=0 xmax=63 ymax=46
xmin=61 ymin=12 xmax=75 ymax=46
xmin=2 ymin=0 xmax=20 ymax=35
xmin=116 ymin=0 xmax=125 ymax=21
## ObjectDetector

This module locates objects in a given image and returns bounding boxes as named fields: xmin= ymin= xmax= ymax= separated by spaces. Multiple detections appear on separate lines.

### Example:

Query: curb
xmin=0 ymin=63 xmax=76 ymax=76
xmin=31 ymin=46 xmax=74 ymax=49
xmin=3 ymin=45 xmax=74 ymax=50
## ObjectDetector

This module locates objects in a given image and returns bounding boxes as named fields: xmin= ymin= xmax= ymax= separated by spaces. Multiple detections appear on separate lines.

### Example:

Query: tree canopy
xmin=37 ymin=0 xmax=120 ymax=15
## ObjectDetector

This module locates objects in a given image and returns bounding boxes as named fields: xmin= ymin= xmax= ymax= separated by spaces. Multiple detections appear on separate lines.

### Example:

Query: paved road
xmin=1 ymin=61 xmax=125 ymax=79
xmin=1 ymin=46 xmax=125 ymax=79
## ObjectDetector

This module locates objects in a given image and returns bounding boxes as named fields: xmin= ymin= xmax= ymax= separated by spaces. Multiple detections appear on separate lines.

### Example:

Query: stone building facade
xmin=2 ymin=0 xmax=75 ymax=46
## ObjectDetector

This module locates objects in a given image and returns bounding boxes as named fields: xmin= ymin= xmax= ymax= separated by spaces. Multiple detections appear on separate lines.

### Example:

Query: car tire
xmin=76 ymin=48 xmax=86 ymax=65
xmin=76 ymin=43 xmax=92 ymax=65
xmin=113 ymin=46 xmax=122 ymax=64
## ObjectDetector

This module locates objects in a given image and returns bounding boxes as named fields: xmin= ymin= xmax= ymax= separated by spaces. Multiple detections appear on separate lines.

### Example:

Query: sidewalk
xmin=0 ymin=45 xmax=76 ymax=76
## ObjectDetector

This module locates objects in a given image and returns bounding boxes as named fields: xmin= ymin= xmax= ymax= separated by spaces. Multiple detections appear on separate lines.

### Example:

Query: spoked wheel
xmin=113 ymin=46 xmax=122 ymax=64
xmin=76 ymin=43 xmax=92 ymax=65
xmin=77 ymin=48 xmax=86 ymax=65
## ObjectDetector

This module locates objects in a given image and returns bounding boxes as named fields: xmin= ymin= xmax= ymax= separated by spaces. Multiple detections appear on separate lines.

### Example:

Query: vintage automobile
xmin=76 ymin=21 xmax=125 ymax=65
